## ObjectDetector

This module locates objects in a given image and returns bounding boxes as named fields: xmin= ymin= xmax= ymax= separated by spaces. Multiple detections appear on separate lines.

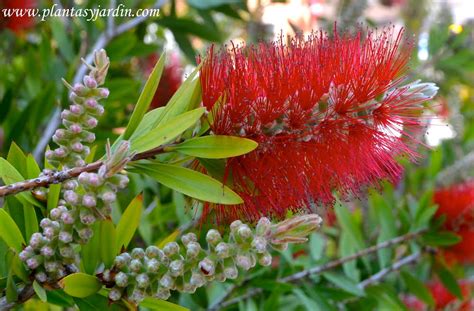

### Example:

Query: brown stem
xmin=0 ymin=146 xmax=166 ymax=198
xmin=0 ymin=285 xmax=35 ymax=310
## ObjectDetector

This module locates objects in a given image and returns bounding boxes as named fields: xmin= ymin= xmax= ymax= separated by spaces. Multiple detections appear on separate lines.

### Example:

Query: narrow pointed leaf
xmin=0 ymin=158 xmax=41 ymax=207
xmin=152 ymin=65 xmax=202 ymax=128
xmin=400 ymin=271 xmax=434 ymax=307
xmin=130 ymin=163 xmax=243 ymax=204
xmin=131 ymin=108 xmax=205 ymax=153
xmin=140 ymin=297 xmax=190 ymax=311
xmin=170 ymin=136 xmax=258 ymax=159
xmin=0 ymin=209 xmax=25 ymax=251
xmin=60 ymin=273 xmax=102 ymax=298
xmin=33 ymin=280 xmax=48 ymax=302
xmin=123 ymin=53 xmax=166 ymax=140
xmin=116 ymin=195 xmax=143 ymax=253
xmin=100 ymin=220 xmax=117 ymax=268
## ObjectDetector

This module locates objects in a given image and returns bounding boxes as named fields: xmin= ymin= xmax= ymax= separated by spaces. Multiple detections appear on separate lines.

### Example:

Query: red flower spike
xmin=199 ymin=27 xmax=437 ymax=223
xmin=0 ymin=0 xmax=36 ymax=33
xmin=434 ymin=180 xmax=474 ymax=230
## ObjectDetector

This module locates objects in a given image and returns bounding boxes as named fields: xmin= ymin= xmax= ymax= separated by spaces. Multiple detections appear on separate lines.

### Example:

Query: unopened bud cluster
xmin=19 ymin=50 xmax=133 ymax=284
xmin=46 ymin=49 xmax=110 ymax=168
xmin=105 ymin=214 xmax=322 ymax=304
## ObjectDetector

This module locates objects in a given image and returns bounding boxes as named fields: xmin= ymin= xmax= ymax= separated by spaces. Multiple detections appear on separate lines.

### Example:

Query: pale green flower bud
xmin=130 ymin=259 xmax=143 ymax=273
xmin=155 ymin=288 xmax=170 ymax=300
xmin=159 ymin=274 xmax=174 ymax=289
xmin=251 ymin=236 xmax=267 ymax=253
xmin=109 ymin=288 xmax=122 ymax=301
xmin=215 ymin=242 xmax=231 ymax=259
xmin=115 ymin=272 xmax=128 ymax=287
xmin=136 ymin=273 xmax=150 ymax=288
xmin=131 ymin=248 xmax=145 ymax=259
xmin=206 ymin=229 xmax=222 ymax=246
xmin=258 ymin=252 xmax=272 ymax=266
xmin=163 ymin=242 xmax=180 ymax=257
xmin=181 ymin=232 xmax=197 ymax=246
xmin=190 ymin=273 xmax=206 ymax=287
xmin=169 ymin=260 xmax=184 ymax=277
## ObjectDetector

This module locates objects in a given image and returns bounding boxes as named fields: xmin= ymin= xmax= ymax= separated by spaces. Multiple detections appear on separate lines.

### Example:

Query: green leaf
xmin=436 ymin=264 xmax=463 ymax=299
xmin=141 ymin=297 xmax=190 ymax=310
xmin=50 ymin=18 xmax=74 ymax=62
xmin=6 ymin=271 xmax=18 ymax=303
xmin=130 ymin=107 xmax=165 ymax=140
xmin=60 ymin=273 xmax=102 ymax=298
xmin=116 ymin=195 xmax=143 ymax=253
xmin=7 ymin=142 xmax=27 ymax=177
xmin=130 ymin=163 xmax=243 ymax=205
xmin=8 ymin=252 xmax=28 ymax=282
xmin=23 ymin=205 xmax=38 ymax=242
xmin=0 ymin=209 xmax=25 ymax=251
xmin=170 ymin=136 xmax=258 ymax=159
xmin=131 ymin=108 xmax=205 ymax=153
xmin=422 ymin=231 xmax=462 ymax=246
xmin=80 ymin=222 xmax=101 ymax=274
xmin=123 ymin=54 xmax=166 ymax=140
xmin=292 ymin=288 xmax=321 ymax=310
xmin=33 ymin=280 xmax=48 ymax=302
xmin=323 ymin=272 xmax=365 ymax=297
xmin=151 ymin=66 xmax=202 ymax=128
xmin=366 ymin=285 xmax=407 ymax=311
xmin=400 ymin=271 xmax=434 ymax=307
xmin=47 ymin=184 xmax=62 ymax=213
xmin=26 ymin=154 xmax=41 ymax=178
xmin=100 ymin=220 xmax=117 ymax=268
xmin=0 ymin=157 xmax=41 ymax=207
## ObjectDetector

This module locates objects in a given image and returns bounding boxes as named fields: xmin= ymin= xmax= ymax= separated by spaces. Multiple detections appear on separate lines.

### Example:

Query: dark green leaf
xmin=422 ymin=231 xmax=462 ymax=246
xmin=401 ymin=271 xmax=434 ymax=307
xmin=436 ymin=264 xmax=463 ymax=299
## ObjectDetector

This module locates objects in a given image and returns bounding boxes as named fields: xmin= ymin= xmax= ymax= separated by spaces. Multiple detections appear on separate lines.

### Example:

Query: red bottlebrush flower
xmin=433 ymin=180 xmax=474 ymax=264
xmin=427 ymin=280 xmax=472 ymax=310
xmin=0 ymin=0 xmax=36 ymax=33
xmin=199 ymin=27 xmax=437 ymax=222
xmin=434 ymin=180 xmax=474 ymax=230
xmin=142 ymin=53 xmax=183 ymax=109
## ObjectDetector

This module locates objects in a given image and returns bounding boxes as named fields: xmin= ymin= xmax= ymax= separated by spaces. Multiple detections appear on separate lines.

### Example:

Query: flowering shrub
xmin=1 ymin=22 xmax=473 ymax=311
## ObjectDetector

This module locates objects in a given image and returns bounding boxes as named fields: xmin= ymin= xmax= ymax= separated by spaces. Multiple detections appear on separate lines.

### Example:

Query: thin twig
xmin=210 ymin=229 xmax=425 ymax=310
xmin=33 ymin=0 xmax=167 ymax=162
xmin=0 ymin=285 xmax=35 ymax=311
xmin=358 ymin=251 xmax=422 ymax=289
xmin=0 ymin=146 xmax=166 ymax=197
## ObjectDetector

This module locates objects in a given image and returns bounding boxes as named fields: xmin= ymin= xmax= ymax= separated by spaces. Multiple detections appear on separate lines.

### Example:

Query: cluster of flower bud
xmin=19 ymin=160 xmax=130 ymax=284
xmin=104 ymin=214 xmax=322 ymax=304
xmin=46 ymin=49 xmax=110 ymax=168
xmin=19 ymin=50 xmax=135 ymax=284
